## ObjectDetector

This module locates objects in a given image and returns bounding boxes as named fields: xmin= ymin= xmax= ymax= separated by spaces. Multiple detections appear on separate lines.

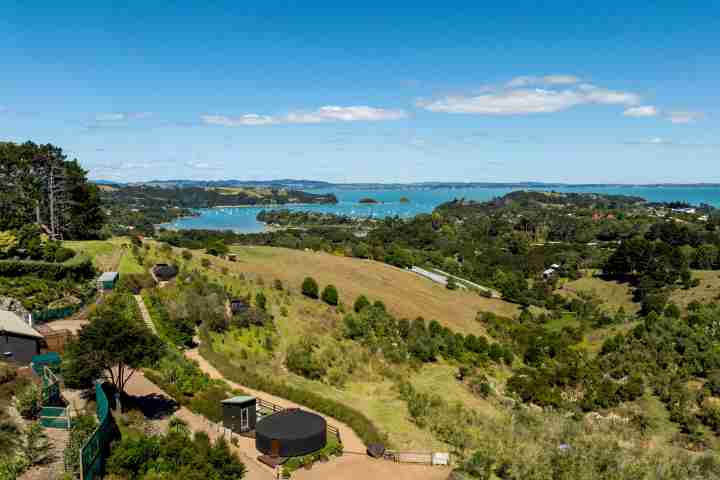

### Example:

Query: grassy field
xmin=63 ymin=237 xmax=145 ymax=274
xmin=670 ymin=270 xmax=720 ymax=309
xmin=220 ymin=245 xmax=519 ymax=335
xmin=557 ymin=273 xmax=639 ymax=314
xmin=144 ymin=241 xmax=709 ymax=460
xmin=141 ymin=242 xmax=498 ymax=450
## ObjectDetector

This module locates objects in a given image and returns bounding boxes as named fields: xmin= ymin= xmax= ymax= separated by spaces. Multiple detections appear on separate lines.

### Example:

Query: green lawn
xmin=118 ymin=250 xmax=145 ymax=274
xmin=543 ymin=312 xmax=581 ymax=332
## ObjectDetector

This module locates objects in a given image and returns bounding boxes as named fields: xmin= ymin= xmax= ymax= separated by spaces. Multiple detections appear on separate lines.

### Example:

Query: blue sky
xmin=1 ymin=1 xmax=717 ymax=183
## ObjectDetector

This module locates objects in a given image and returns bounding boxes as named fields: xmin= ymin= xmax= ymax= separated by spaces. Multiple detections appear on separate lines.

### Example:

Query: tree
xmin=14 ymin=384 xmax=41 ymax=419
xmin=446 ymin=277 xmax=458 ymax=290
xmin=255 ymin=291 xmax=267 ymax=311
xmin=63 ymin=292 xmax=164 ymax=407
xmin=206 ymin=241 xmax=229 ymax=257
xmin=353 ymin=295 xmax=370 ymax=313
xmin=301 ymin=277 xmax=319 ymax=299
xmin=321 ymin=285 xmax=339 ymax=306
xmin=0 ymin=231 xmax=18 ymax=258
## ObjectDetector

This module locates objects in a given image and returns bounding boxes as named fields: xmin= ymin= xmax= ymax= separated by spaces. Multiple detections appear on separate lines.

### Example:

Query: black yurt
xmin=256 ymin=409 xmax=327 ymax=457
xmin=152 ymin=264 xmax=178 ymax=282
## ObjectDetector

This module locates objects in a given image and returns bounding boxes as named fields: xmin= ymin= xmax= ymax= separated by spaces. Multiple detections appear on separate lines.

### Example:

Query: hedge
xmin=0 ymin=254 xmax=94 ymax=280
xmin=198 ymin=328 xmax=387 ymax=447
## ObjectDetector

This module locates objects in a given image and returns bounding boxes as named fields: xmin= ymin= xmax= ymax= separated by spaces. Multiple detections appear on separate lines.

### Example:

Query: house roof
xmin=0 ymin=310 xmax=43 ymax=339
xmin=99 ymin=272 xmax=119 ymax=282
xmin=221 ymin=395 xmax=256 ymax=405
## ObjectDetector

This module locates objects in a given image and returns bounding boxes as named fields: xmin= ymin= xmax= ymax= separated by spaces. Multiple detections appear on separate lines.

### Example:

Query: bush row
xmin=0 ymin=254 xmax=94 ymax=280
xmin=199 ymin=329 xmax=387 ymax=447
xmin=144 ymin=348 xmax=237 ymax=423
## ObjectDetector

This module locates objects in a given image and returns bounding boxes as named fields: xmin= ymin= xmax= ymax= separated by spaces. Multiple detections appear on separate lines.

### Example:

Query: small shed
xmin=222 ymin=396 xmax=257 ymax=433
xmin=230 ymin=299 xmax=249 ymax=315
xmin=98 ymin=272 xmax=119 ymax=290
xmin=1 ymin=310 xmax=42 ymax=364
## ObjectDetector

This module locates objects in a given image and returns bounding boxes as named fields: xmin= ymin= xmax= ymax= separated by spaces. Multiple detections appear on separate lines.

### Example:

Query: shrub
xmin=446 ymin=277 xmax=458 ymax=290
xmin=301 ymin=277 xmax=319 ymax=299
xmin=20 ymin=422 xmax=50 ymax=466
xmin=353 ymin=295 xmax=370 ymax=313
xmin=0 ymin=254 xmax=94 ymax=281
xmin=274 ymin=279 xmax=283 ymax=291
xmin=15 ymin=384 xmax=41 ymax=419
xmin=199 ymin=330 xmax=386 ymax=446
xmin=321 ymin=285 xmax=339 ymax=306
xmin=201 ymin=258 xmax=211 ymax=268
xmin=255 ymin=292 xmax=267 ymax=311
xmin=181 ymin=250 xmax=193 ymax=261
xmin=206 ymin=241 xmax=229 ymax=257
xmin=286 ymin=339 xmax=326 ymax=380
xmin=117 ymin=273 xmax=156 ymax=293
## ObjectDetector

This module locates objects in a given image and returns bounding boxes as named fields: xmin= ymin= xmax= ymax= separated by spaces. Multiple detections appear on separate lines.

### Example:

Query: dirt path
xmin=184 ymin=349 xmax=451 ymax=480
xmin=185 ymin=348 xmax=368 ymax=454
xmin=124 ymin=370 xmax=275 ymax=480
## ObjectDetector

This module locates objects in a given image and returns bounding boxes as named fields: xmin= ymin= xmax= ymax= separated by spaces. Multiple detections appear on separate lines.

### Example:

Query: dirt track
xmin=184 ymin=348 xmax=451 ymax=480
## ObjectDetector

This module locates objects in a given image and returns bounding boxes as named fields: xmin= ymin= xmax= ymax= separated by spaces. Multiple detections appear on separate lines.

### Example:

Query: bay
xmin=162 ymin=186 xmax=720 ymax=233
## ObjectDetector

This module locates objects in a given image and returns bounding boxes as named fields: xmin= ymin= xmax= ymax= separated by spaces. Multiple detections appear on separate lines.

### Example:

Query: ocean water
xmin=162 ymin=186 xmax=720 ymax=233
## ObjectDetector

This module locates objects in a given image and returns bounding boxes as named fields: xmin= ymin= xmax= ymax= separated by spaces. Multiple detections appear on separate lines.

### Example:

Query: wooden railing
xmin=383 ymin=450 xmax=451 ymax=466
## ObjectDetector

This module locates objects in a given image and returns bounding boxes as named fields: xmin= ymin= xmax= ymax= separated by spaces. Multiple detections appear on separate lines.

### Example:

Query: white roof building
xmin=0 ymin=309 xmax=42 ymax=339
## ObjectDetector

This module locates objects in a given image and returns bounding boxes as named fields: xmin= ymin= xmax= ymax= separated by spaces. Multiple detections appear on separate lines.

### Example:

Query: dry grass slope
xmin=225 ymin=246 xmax=519 ymax=335
xmin=558 ymin=273 xmax=639 ymax=314
xmin=670 ymin=270 xmax=720 ymax=309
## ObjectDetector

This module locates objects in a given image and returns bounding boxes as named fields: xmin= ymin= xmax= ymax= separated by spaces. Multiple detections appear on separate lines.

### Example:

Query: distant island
xmin=399 ymin=196 xmax=410 ymax=203
xmin=358 ymin=197 xmax=379 ymax=204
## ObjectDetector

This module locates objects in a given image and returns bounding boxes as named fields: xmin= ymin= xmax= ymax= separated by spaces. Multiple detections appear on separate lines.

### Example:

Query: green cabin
xmin=98 ymin=272 xmax=119 ymax=290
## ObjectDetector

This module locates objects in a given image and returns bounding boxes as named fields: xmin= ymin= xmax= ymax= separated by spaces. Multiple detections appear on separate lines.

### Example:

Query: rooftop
xmin=0 ymin=310 xmax=43 ymax=339
xmin=222 ymin=395 xmax=256 ymax=405
xmin=98 ymin=272 xmax=119 ymax=282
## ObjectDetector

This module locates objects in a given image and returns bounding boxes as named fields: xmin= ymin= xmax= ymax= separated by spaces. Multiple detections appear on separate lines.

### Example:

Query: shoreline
xmin=210 ymin=202 xmax=338 ymax=209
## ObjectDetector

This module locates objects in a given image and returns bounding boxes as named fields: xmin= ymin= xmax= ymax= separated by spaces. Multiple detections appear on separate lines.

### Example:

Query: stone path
xmin=134 ymin=294 xmax=158 ymax=334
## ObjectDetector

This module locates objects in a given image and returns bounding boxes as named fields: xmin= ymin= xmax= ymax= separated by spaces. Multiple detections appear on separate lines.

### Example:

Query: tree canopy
xmin=63 ymin=291 xmax=164 ymax=402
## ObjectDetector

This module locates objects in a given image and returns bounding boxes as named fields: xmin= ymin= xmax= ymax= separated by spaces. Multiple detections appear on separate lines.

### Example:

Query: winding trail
xmin=185 ymin=348 xmax=367 ymax=454
xmin=184 ymin=348 xmax=450 ymax=480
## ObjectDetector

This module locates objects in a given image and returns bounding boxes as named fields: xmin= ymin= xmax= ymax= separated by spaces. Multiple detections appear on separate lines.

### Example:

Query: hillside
xmin=224 ymin=245 xmax=518 ymax=335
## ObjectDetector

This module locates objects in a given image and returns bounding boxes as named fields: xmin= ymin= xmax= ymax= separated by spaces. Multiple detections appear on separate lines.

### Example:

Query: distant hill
xmin=92 ymin=178 xmax=720 ymax=191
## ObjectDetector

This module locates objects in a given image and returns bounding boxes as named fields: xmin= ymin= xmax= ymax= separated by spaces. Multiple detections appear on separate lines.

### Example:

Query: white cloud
xmin=202 ymin=105 xmax=406 ymax=127
xmin=201 ymin=114 xmax=276 ymax=126
xmin=623 ymin=105 xmax=659 ymax=117
xmin=419 ymin=83 xmax=639 ymax=115
xmin=285 ymin=106 xmax=406 ymax=123
xmin=95 ymin=112 xmax=153 ymax=122
xmin=624 ymin=137 xmax=671 ymax=145
xmin=185 ymin=161 xmax=219 ymax=170
xmin=667 ymin=111 xmax=702 ymax=124
xmin=506 ymin=74 xmax=581 ymax=88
